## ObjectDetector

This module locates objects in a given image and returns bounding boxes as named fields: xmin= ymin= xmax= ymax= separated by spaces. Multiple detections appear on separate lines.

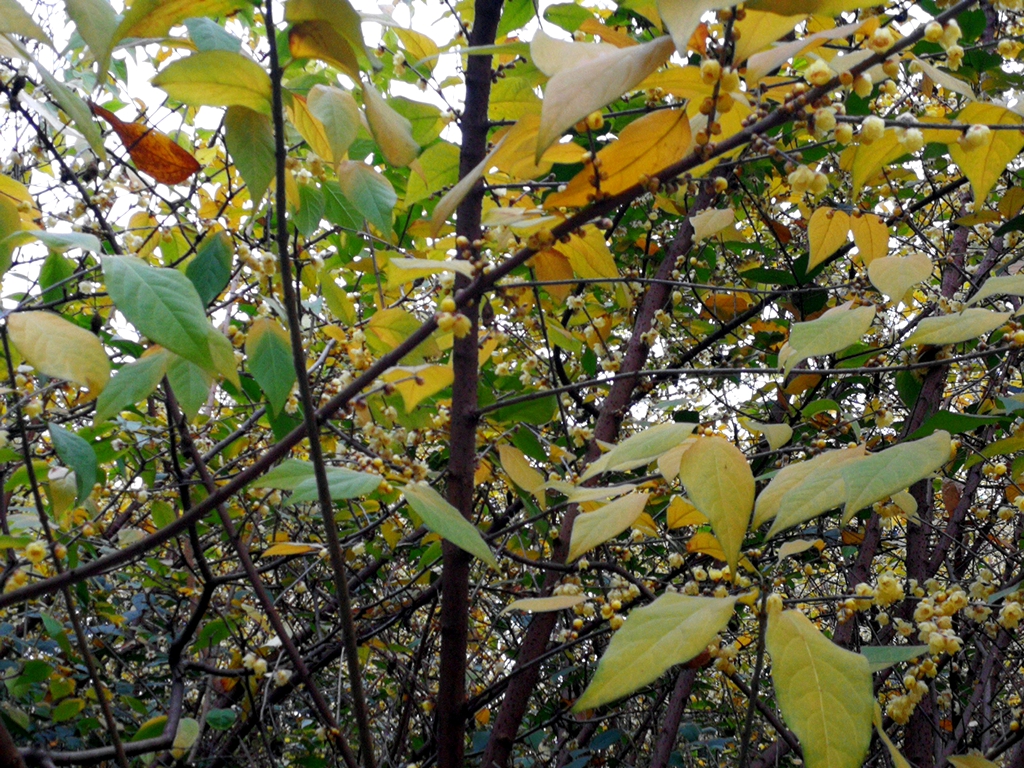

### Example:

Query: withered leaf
xmin=90 ymin=103 xmax=201 ymax=185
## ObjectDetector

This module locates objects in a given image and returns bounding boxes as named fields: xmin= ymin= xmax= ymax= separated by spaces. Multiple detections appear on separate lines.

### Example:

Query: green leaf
xmin=186 ymin=232 xmax=233 ymax=307
xmin=767 ymin=609 xmax=873 ymax=768
xmin=294 ymin=182 xmax=325 ymax=237
xmin=102 ymin=256 xmax=214 ymax=372
xmin=185 ymin=17 xmax=242 ymax=53
xmin=753 ymin=445 xmax=867 ymax=529
xmin=581 ymin=422 xmax=697 ymax=481
xmin=964 ymin=433 xmax=1024 ymax=468
xmin=151 ymin=500 xmax=176 ymax=528
xmin=225 ymin=106 xmax=275 ymax=204
xmin=574 ymin=594 xmax=737 ymax=711
xmin=288 ymin=467 xmax=382 ymax=503
xmin=4 ymin=229 xmax=102 ymax=253
xmin=94 ymin=350 xmax=170 ymax=423
xmin=402 ymin=482 xmax=498 ymax=569
xmin=166 ymin=354 xmax=212 ymax=421
xmin=205 ymin=709 xmax=237 ymax=730
xmin=544 ymin=2 xmax=594 ymax=32
xmin=567 ymin=491 xmax=649 ymax=561
xmin=48 ymin=424 xmax=97 ymax=503
xmin=904 ymin=309 xmax=1010 ymax=347
xmin=0 ymin=0 xmax=51 ymax=42
xmin=908 ymin=411 xmax=1006 ymax=440
xmin=65 ymin=0 xmax=118 ymax=84
xmin=253 ymin=459 xmax=316 ymax=490
xmin=335 ymin=160 xmax=395 ymax=233
xmin=677 ymin=436 xmax=754 ymax=574
xmin=323 ymin=181 xmax=361 ymax=230
xmin=860 ymin=645 xmax=929 ymax=672
xmin=153 ymin=51 xmax=272 ymax=114
xmin=245 ymin=318 xmax=295 ymax=415
xmin=172 ymin=717 xmax=199 ymax=759
xmin=405 ymin=141 xmax=460 ymax=206
xmin=51 ymin=698 xmax=85 ymax=723
xmin=779 ymin=302 xmax=876 ymax=375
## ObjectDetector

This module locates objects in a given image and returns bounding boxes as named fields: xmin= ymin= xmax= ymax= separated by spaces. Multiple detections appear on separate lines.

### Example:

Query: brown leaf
xmin=90 ymin=103 xmax=201 ymax=185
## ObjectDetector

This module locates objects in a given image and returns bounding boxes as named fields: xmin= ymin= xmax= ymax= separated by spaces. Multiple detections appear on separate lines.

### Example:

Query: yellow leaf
xmin=656 ymin=439 xmax=696 ymax=481
xmin=544 ymin=227 xmax=616 ymax=281
xmin=732 ymin=11 xmax=807 ymax=65
xmin=745 ymin=18 xmax=864 ymax=83
xmin=640 ymin=66 xmax=713 ymax=102
xmin=386 ymin=257 xmax=474 ymax=289
xmin=578 ymin=18 xmax=637 ymax=48
xmin=536 ymin=35 xmax=675 ymax=159
xmin=568 ymin=491 xmax=649 ymax=561
xmin=152 ymin=51 xmax=273 ymax=114
xmin=288 ymin=20 xmax=361 ymax=81
xmin=362 ymin=80 xmax=419 ymax=167
xmin=677 ymin=436 xmax=753 ymax=574
xmin=808 ymin=207 xmax=850 ymax=270
xmin=999 ymin=186 xmax=1024 ymax=218
xmin=868 ymin=252 xmax=932 ymax=302
xmin=573 ymin=593 xmax=737 ymax=711
xmin=501 ymin=595 xmax=585 ymax=614
xmin=775 ymin=538 xmax=824 ymax=563
xmin=394 ymin=27 xmax=440 ymax=67
xmin=533 ymin=249 xmax=574 ymax=303
xmin=545 ymin=108 xmax=691 ymax=208
xmin=632 ymin=512 xmax=659 ymax=536
xmin=666 ymin=496 xmax=708 ymax=528
xmin=740 ymin=419 xmax=793 ymax=450
xmin=8 ymin=311 xmax=110 ymax=396
xmin=381 ymin=364 xmax=453 ymax=412
xmin=904 ymin=309 xmax=1011 ymax=347
xmin=766 ymin=609 xmax=873 ymax=768
xmin=842 ymin=128 xmax=906 ymax=198
xmin=0 ymin=173 xmax=40 ymax=229
xmin=686 ymin=530 xmax=726 ymax=560
xmin=850 ymin=213 xmax=888 ymax=264
xmin=262 ymin=542 xmax=322 ymax=557
xmin=430 ymin=134 xmax=508 ymax=236
xmin=874 ymin=704 xmax=911 ymax=768
xmin=948 ymin=103 xmax=1024 ymax=203
xmin=497 ymin=445 xmax=545 ymax=493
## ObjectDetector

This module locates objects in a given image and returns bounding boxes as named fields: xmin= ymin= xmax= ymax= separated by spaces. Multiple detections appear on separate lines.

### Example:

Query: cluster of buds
xmin=924 ymin=19 xmax=963 ymax=69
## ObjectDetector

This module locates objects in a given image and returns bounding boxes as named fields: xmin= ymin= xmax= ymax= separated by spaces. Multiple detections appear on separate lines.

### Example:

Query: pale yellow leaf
xmin=752 ymin=445 xmax=867 ymax=529
xmin=779 ymin=302 xmax=875 ymax=376
xmin=740 ymin=418 xmax=793 ymax=450
xmin=666 ymin=495 xmax=708 ymax=528
xmin=386 ymin=257 xmax=474 ymax=288
xmin=691 ymin=207 xmax=735 ymax=242
xmin=767 ymin=609 xmax=873 ymax=768
xmin=394 ymin=27 xmax=439 ymax=67
xmin=582 ymin=422 xmax=697 ymax=481
xmin=808 ymin=207 xmax=850 ymax=270
xmin=850 ymin=213 xmax=888 ymax=264
xmin=775 ymin=538 xmax=823 ymax=563
xmin=362 ymin=80 xmax=419 ymax=167
xmin=573 ymin=593 xmax=737 ymax=711
xmin=677 ymin=436 xmax=754 ymax=574
xmin=656 ymin=0 xmax=733 ymax=54
xmin=656 ymin=438 xmax=696 ymax=481
xmin=745 ymin=18 xmax=863 ymax=83
xmin=948 ymin=756 xmax=999 ymax=768
xmin=909 ymin=55 xmax=975 ymax=99
xmin=262 ymin=542 xmax=322 ymax=557
xmin=563 ymin=483 xmax=638 ymax=504
xmin=8 ymin=311 xmax=110 ymax=396
xmin=530 ymin=29 xmax=617 ymax=76
xmin=868 ymin=252 xmax=932 ymax=302
xmin=904 ymin=309 xmax=1011 ymax=347
xmin=948 ymin=103 xmax=1024 ymax=203
xmin=568 ymin=491 xmax=649 ymax=561
xmin=633 ymin=511 xmax=659 ymax=536
xmin=501 ymin=595 xmax=585 ymax=614
xmin=536 ymin=35 xmax=675 ymax=159
xmin=545 ymin=107 xmax=691 ymax=208
xmin=967 ymin=274 xmax=1024 ymax=306
xmin=430 ymin=135 xmax=507 ymax=236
